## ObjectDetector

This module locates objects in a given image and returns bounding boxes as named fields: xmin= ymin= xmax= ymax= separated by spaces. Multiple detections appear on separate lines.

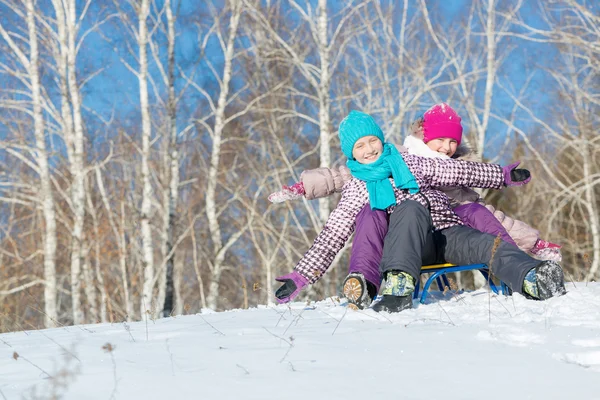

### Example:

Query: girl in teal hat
xmin=273 ymin=110 xmax=565 ymax=312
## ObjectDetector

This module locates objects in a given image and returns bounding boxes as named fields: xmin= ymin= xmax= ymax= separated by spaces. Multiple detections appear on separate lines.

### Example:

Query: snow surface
xmin=2 ymin=283 xmax=600 ymax=400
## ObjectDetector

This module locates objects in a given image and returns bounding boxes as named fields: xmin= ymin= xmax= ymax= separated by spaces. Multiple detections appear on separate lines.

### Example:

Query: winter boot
xmin=342 ymin=273 xmax=377 ymax=310
xmin=372 ymin=271 xmax=415 ymax=313
xmin=522 ymin=261 xmax=567 ymax=300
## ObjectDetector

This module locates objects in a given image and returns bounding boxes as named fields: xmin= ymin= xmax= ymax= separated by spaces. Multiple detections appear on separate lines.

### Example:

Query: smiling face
xmin=426 ymin=137 xmax=458 ymax=157
xmin=352 ymin=135 xmax=383 ymax=164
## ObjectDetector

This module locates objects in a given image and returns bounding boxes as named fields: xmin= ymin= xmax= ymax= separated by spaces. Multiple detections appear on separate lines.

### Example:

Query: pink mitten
xmin=268 ymin=182 xmax=305 ymax=203
xmin=530 ymin=239 xmax=562 ymax=262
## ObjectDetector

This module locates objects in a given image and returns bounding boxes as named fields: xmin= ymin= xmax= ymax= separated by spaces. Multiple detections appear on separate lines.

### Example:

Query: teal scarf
xmin=347 ymin=143 xmax=419 ymax=210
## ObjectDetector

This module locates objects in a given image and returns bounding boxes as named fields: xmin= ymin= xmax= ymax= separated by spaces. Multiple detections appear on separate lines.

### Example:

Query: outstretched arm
xmin=268 ymin=166 xmax=352 ymax=203
xmin=274 ymin=179 xmax=365 ymax=303
xmin=405 ymin=154 xmax=531 ymax=190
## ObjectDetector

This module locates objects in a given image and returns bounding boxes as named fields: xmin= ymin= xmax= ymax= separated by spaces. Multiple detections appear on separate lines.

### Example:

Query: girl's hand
xmin=268 ymin=182 xmax=305 ymax=203
xmin=274 ymin=271 xmax=309 ymax=303
xmin=502 ymin=161 xmax=531 ymax=186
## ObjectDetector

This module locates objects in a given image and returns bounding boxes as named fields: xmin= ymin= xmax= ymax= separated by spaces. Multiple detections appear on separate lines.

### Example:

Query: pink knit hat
xmin=422 ymin=103 xmax=463 ymax=145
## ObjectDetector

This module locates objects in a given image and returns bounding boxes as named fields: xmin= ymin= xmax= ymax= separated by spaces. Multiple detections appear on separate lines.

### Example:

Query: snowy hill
xmin=1 ymin=284 xmax=600 ymax=400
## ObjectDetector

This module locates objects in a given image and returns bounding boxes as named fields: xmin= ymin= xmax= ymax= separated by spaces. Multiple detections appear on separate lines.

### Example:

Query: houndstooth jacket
xmin=294 ymin=153 xmax=504 ymax=283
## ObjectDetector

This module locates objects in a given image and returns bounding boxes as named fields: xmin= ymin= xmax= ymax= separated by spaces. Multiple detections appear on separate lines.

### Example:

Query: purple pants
xmin=348 ymin=205 xmax=389 ymax=290
xmin=348 ymin=202 xmax=517 ymax=289
xmin=453 ymin=203 xmax=517 ymax=247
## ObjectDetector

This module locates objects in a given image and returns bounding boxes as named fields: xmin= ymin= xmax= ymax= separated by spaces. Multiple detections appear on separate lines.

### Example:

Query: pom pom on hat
xmin=422 ymin=103 xmax=463 ymax=145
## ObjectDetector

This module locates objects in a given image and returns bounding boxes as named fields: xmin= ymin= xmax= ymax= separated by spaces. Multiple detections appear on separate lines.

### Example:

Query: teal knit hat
xmin=338 ymin=111 xmax=385 ymax=159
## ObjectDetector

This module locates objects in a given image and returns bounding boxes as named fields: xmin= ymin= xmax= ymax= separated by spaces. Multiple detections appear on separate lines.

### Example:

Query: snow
xmin=2 ymin=284 xmax=600 ymax=399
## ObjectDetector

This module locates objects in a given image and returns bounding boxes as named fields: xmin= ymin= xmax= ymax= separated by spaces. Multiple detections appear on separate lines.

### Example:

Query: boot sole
xmin=343 ymin=276 xmax=369 ymax=310
xmin=343 ymin=277 xmax=363 ymax=301
xmin=372 ymin=295 xmax=413 ymax=313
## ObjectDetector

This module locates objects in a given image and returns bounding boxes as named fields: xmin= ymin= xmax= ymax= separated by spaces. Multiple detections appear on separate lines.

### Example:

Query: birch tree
xmin=314 ymin=0 xmax=331 ymax=226
xmin=51 ymin=0 xmax=88 ymax=324
xmin=536 ymin=0 xmax=600 ymax=280
xmin=114 ymin=0 xmax=157 ymax=319
xmin=137 ymin=0 xmax=155 ymax=319
xmin=149 ymin=0 xmax=179 ymax=317
xmin=0 ymin=0 xmax=59 ymax=327
xmin=497 ymin=0 xmax=600 ymax=280
xmin=417 ymin=0 xmax=526 ymax=288
xmin=244 ymin=0 xmax=372 ymax=296
xmin=192 ymin=0 xmax=245 ymax=310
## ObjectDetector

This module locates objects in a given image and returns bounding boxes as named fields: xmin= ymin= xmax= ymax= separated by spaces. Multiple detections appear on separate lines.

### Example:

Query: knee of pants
xmin=393 ymin=200 xmax=429 ymax=217
xmin=389 ymin=200 xmax=430 ymax=227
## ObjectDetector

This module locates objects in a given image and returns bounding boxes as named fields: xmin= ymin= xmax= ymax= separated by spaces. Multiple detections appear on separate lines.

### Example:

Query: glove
xmin=274 ymin=271 xmax=309 ymax=304
xmin=530 ymin=239 xmax=562 ymax=262
xmin=268 ymin=182 xmax=305 ymax=203
xmin=502 ymin=161 xmax=531 ymax=186
xmin=533 ymin=239 xmax=561 ymax=250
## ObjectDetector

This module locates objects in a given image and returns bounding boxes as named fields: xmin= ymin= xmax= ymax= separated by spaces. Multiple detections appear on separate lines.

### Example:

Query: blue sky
xmin=0 ymin=0 xmax=561 ymax=164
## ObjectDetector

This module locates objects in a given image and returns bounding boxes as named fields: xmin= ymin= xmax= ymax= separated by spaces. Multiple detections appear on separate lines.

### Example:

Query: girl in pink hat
xmin=269 ymin=103 xmax=561 ymax=309
xmin=405 ymin=103 xmax=560 ymax=261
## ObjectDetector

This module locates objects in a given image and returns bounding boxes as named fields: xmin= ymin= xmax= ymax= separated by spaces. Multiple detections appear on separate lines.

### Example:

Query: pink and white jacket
xmin=295 ymin=154 xmax=504 ymax=283
xmin=300 ymin=137 xmax=540 ymax=253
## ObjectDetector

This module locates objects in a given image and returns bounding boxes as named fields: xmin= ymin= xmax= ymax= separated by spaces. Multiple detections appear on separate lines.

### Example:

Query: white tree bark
xmin=137 ymin=0 xmax=155 ymax=320
xmin=205 ymin=0 xmax=243 ymax=310
xmin=316 ymin=0 xmax=331 ymax=226
xmin=25 ymin=0 xmax=59 ymax=327
xmin=173 ymin=249 xmax=184 ymax=316
xmin=191 ymin=223 xmax=207 ymax=310
xmin=470 ymin=0 xmax=497 ymax=289
xmin=158 ymin=0 xmax=179 ymax=317
xmin=65 ymin=0 xmax=87 ymax=325
xmin=81 ymin=256 xmax=98 ymax=322
xmin=86 ymin=178 xmax=107 ymax=322
xmin=50 ymin=0 xmax=75 ymax=164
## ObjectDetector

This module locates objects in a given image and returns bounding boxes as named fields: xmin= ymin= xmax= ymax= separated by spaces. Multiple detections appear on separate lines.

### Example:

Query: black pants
xmin=379 ymin=200 xmax=539 ymax=294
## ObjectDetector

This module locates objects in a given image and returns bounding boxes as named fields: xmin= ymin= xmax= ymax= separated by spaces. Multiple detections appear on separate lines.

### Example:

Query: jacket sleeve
xmin=294 ymin=179 xmax=365 ymax=283
xmin=439 ymin=186 xmax=482 ymax=207
xmin=300 ymin=166 xmax=352 ymax=200
xmin=405 ymin=154 xmax=504 ymax=190
xmin=484 ymin=204 xmax=540 ymax=251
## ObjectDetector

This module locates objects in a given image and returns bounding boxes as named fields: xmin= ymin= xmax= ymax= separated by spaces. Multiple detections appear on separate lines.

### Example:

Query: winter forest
xmin=0 ymin=0 xmax=598 ymax=331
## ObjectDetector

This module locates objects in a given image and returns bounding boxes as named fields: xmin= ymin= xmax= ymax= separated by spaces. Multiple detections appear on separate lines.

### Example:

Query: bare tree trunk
xmin=25 ymin=0 xmax=58 ymax=327
xmin=81 ymin=257 xmax=98 ymax=322
xmin=86 ymin=179 xmax=107 ymax=322
xmin=191 ymin=224 xmax=207 ymax=310
xmin=239 ymin=266 xmax=248 ymax=309
xmin=138 ymin=0 xmax=155 ymax=320
xmin=316 ymin=0 xmax=332 ymax=294
xmin=66 ymin=0 xmax=86 ymax=325
xmin=161 ymin=0 xmax=179 ymax=317
xmin=316 ymin=0 xmax=331 ymax=226
xmin=121 ymin=201 xmax=135 ymax=318
xmin=51 ymin=0 xmax=74 ymax=163
xmin=470 ymin=0 xmax=496 ymax=289
xmin=173 ymin=248 xmax=184 ymax=315
xmin=205 ymin=0 xmax=242 ymax=310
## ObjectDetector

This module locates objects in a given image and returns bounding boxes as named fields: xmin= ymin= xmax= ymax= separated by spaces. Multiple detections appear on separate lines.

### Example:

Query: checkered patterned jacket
xmin=294 ymin=153 xmax=504 ymax=283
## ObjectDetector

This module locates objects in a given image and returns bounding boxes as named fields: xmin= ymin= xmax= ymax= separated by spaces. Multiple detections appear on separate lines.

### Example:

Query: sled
xmin=416 ymin=263 xmax=510 ymax=304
